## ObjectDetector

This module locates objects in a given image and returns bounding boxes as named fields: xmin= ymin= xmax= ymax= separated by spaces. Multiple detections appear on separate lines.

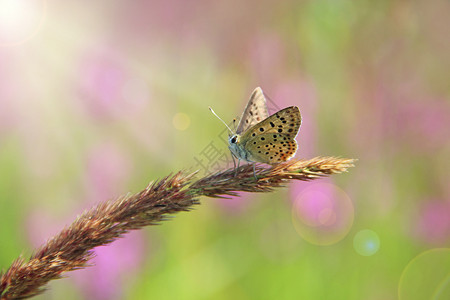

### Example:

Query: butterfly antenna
xmin=209 ymin=107 xmax=233 ymax=134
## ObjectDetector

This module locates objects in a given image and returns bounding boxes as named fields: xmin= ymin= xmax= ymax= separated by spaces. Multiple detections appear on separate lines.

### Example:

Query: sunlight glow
xmin=0 ymin=0 xmax=45 ymax=46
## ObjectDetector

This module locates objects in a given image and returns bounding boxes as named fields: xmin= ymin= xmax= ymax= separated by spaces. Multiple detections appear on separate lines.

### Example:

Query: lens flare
xmin=173 ymin=112 xmax=191 ymax=131
xmin=0 ymin=0 xmax=46 ymax=46
xmin=291 ymin=182 xmax=354 ymax=246
xmin=353 ymin=229 xmax=380 ymax=256
xmin=399 ymin=248 xmax=450 ymax=300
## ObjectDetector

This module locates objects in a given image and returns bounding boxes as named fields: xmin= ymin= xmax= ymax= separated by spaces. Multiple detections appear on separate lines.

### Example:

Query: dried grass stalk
xmin=0 ymin=156 xmax=355 ymax=299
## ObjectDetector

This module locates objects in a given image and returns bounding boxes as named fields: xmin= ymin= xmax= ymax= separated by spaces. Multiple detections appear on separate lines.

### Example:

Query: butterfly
xmin=210 ymin=87 xmax=301 ymax=177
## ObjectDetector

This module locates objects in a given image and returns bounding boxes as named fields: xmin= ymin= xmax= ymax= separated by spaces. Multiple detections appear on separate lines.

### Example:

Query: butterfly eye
xmin=230 ymin=136 xmax=237 ymax=143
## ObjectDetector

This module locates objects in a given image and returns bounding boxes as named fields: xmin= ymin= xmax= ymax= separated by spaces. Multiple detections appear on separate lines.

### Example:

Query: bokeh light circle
xmin=173 ymin=113 xmax=190 ymax=131
xmin=399 ymin=248 xmax=450 ymax=300
xmin=291 ymin=182 xmax=354 ymax=246
xmin=353 ymin=229 xmax=380 ymax=256
xmin=0 ymin=0 xmax=46 ymax=46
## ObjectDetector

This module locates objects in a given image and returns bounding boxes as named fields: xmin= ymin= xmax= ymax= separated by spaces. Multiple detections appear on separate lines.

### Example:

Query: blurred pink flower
xmin=77 ymin=50 xmax=126 ymax=116
xmin=414 ymin=200 xmax=450 ymax=245
xmin=114 ymin=0 xmax=279 ymax=62
xmin=76 ymin=48 xmax=149 ymax=120
xmin=114 ymin=0 xmax=200 ymax=39
xmin=26 ymin=209 xmax=67 ymax=247
xmin=392 ymin=99 xmax=450 ymax=153
xmin=85 ymin=142 xmax=133 ymax=203
xmin=351 ymin=77 xmax=450 ymax=158
xmin=248 ymin=33 xmax=287 ymax=85
xmin=74 ymin=231 xmax=146 ymax=300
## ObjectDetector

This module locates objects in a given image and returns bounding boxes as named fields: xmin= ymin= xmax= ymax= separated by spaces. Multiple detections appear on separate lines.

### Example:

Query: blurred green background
xmin=1 ymin=0 xmax=449 ymax=299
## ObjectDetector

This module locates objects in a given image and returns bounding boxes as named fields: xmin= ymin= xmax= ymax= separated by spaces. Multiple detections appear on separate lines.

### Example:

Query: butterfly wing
xmin=242 ymin=106 xmax=301 ymax=139
xmin=244 ymin=133 xmax=298 ymax=163
xmin=235 ymin=87 xmax=269 ymax=135
xmin=239 ymin=106 xmax=301 ymax=164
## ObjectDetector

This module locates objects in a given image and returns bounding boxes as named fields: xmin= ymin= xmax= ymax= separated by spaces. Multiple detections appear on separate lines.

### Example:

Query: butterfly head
xmin=229 ymin=134 xmax=239 ymax=145
xmin=228 ymin=133 xmax=245 ymax=160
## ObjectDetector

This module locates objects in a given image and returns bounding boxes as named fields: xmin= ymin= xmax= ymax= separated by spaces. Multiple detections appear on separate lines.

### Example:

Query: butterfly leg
xmin=231 ymin=153 xmax=237 ymax=169
xmin=235 ymin=159 xmax=240 ymax=177
xmin=252 ymin=163 xmax=257 ymax=179
xmin=230 ymin=152 xmax=239 ymax=176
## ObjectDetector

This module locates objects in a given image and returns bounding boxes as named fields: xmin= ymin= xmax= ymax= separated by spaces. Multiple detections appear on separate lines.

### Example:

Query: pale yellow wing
xmin=240 ymin=106 xmax=301 ymax=164
xmin=244 ymin=133 xmax=298 ymax=164
xmin=236 ymin=87 xmax=269 ymax=134
xmin=241 ymin=106 xmax=301 ymax=139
